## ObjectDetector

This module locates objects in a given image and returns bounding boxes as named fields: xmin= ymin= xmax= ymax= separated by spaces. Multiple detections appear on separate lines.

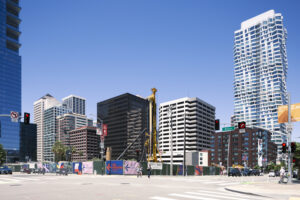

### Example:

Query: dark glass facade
xmin=20 ymin=122 xmax=37 ymax=162
xmin=0 ymin=0 xmax=22 ymax=162
xmin=97 ymin=93 xmax=149 ymax=160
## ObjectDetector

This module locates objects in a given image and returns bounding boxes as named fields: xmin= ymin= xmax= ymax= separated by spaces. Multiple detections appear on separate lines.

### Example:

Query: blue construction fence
xmin=8 ymin=161 xmax=221 ymax=176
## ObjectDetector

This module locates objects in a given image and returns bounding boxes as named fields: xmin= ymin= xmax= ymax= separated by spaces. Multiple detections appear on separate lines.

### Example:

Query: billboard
xmin=123 ymin=161 xmax=139 ymax=175
xmin=82 ymin=162 xmax=93 ymax=174
xmin=278 ymin=103 xmax=300 ymax=123
xmin=106 ymin=160 xmax=123 ymax=175
xmin=148 ymin=162 xmax=162 ymax=170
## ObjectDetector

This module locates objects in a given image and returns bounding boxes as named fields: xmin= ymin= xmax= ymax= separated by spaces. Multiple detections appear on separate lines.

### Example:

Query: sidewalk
xmin=225 ymin=180 xmax=300 ymax=197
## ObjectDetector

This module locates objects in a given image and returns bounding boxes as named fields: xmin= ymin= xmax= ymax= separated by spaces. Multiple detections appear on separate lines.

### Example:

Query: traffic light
xmin=24 ymin=113 xmax=30 ymax=124
xmin=282 ymin=143 xmax=287 ymax=153
xmin=238 ymin=121 xmax=246 ymax=129
xmin=215 ymin=119 xmax=220 ymax=130
xmin=291 ymin=142 xmax=296 ymax=153
xmin=293 ymin=158 xmax=296 ymax=163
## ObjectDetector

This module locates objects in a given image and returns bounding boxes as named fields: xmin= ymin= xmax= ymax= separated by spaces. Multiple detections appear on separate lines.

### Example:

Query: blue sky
xmin=20 ymin=0 xmax=300 ymax=141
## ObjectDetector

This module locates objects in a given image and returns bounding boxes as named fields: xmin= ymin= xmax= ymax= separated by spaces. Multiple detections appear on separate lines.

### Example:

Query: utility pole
xmin=183 ymin=109 xmax=186 ymax=176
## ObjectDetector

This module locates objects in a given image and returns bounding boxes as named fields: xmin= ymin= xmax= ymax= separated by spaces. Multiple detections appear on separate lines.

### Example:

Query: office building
xmin=159 ymin=97 xmax=215 ymax=164
xmin=34 ymin=94 xmax=60 ymax=162
xmin=69 ymin=126 xmax=99 ymax=161
xmin=56 ymin=113 xmax=93 ymax=146
xmin=0 ymin=0 xmax=21 ymax=162
xmin=43 ymin=105 xmax=70 ymax=162
xmin=211 ymin=127 xmax=277 ymax=168
xmin=233 ymin=10 xmax=288 ymax=158
xmin=97 ymin=93 xmax=149 ymax=160
xmin=19 ymin=122 xmax=37 ymax=162
xmin=62 ymin=95 xmax=86 ymax=115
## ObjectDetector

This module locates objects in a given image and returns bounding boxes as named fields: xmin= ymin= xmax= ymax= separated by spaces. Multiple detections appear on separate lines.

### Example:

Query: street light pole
xmin=168 ymin=106 xmax=173 ymax=176
xmin=227 ymin=131 xmax=231 ymax=173
xmin=183 ymin=109 xmax=186 ymax=176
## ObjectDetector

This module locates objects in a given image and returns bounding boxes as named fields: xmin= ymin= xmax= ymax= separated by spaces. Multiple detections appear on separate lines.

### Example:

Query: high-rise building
xmin=211 ymin=128 xmax=277 ymax=168
xmin=233 ymin=10 xmax=288 ymax=158
xmin=0 ymin=0 xmax=22 ymax=162
xmin=159 ymin=97 xmax=215 ymax=164
xmin=19 ymin=122 xmax=37 ymax=162
xmin=97 ymin=93 xmax=149 ymax=160
xmin=69 ymin=126 xmax=99 ymax=161
xmin=34 ymin=94 xmax=60 ymax=162
xmin=43 ymin=105 xmax=70 ymax=162
xmin=56 ymin=113 xmax=93 ymax=147
xmin=62 ymin=95 xmax=86 ymax=115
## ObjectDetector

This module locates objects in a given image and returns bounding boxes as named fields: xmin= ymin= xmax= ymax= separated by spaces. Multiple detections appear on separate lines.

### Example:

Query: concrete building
xmin=69 ymin=126 xmax=100 ymax=161
xmin=97 ymin=93 xmax=149 ymax=160
xmin=56 ymin=113 xmax=93 ymax=146
xmin=159 ymin=97 xmax=215 ymax=164
xmin=233 ymin=10 xmax=288 ymax=159
xmin=0 ymin=0 xmax=22 ymax=162
xmin=43 ymin=105 xmax=70 ymax=162
xmin=33 ymin=94 xmax=60 ymax=162
xmin=19 ymin=122 xmax=37 ymax=162
xmin=62 ymin=95 xmax=86 ymax=115
xmin=211 ymin=127 xmax=277 ymax=168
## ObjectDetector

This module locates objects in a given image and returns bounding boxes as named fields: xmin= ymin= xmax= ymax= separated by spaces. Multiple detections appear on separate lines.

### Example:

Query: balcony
xmin=6 ymin=14 xmax=21 ymax=29
xmin=6 ymin=26 xmax=20 ymax=41
xmin=6 ymin=39 xmax=21 ymax=52
xmin=6 ymin=1 xmax=21 ymax=17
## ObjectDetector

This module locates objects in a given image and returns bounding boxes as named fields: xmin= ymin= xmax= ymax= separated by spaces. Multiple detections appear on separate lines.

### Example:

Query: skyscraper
xmin=97 ymin=93 xmax=149 ymax=160
xmin=43 ymin=105 xmax=70 ymax=162
xmin=233 ymin=10 xmax=288 ymax=157
xmin=159 ymin=97 xmax=215 ymax=164
xmin=62 ymin=95 xmax=86 ymax=115
xmin=33 ymin=94 xmax=60 ymax=162
xmin=0 ymin=0 xmax=22 ymax=162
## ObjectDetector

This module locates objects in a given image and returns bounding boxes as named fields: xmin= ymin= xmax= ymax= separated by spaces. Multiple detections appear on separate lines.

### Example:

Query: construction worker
xmin=147 ymin=164 xmax=152 ymax=179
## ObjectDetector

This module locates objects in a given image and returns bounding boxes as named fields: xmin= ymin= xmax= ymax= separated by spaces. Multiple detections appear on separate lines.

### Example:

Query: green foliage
xmin=254 ymin=165 xmax=260 ymax=170
xmin=294 ymin=142 xmax=300 ymax=160
xmin=52 ymin=141 xmax=67 ymax=162
xmin=0 ymin=144 xmax=6 ymax=165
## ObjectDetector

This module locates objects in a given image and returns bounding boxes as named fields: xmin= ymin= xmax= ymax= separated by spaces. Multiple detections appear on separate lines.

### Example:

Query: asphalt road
xmin=0 ymin=173 xmax=291 ymax=200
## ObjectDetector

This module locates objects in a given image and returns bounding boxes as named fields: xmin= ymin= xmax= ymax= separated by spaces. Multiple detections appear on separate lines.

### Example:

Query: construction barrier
xmin=106 ymin=160 xmax=123 ymax=175
xmin=93 ymin=161 xmax=105 ymax=175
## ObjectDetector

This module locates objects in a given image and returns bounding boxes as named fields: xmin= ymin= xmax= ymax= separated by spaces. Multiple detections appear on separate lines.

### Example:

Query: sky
xmin=20 ymin=0 xmax=300 ymax=141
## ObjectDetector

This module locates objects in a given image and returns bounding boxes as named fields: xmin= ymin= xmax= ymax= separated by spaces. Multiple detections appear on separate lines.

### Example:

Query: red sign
xmin=103 ymin=124 xmax=108 ymax=136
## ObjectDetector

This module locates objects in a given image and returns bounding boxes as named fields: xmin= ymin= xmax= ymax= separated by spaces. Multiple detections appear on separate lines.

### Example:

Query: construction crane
xmin=145 ymin=88 xmax=161 ymax=162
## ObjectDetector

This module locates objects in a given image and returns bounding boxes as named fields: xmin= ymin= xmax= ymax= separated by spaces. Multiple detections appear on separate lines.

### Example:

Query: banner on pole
xmin=278 ymin=103 xmax=300 ymax=123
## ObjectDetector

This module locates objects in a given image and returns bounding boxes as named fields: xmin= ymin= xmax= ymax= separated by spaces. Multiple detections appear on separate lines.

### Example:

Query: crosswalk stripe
xmin=198 ymin=189 xmax=266 ymax=199
xmin=169 ymin=193 xmax=218 ymax=200
xmin=150 ymin=197 xmax=177 ymax=200
xmin=186 ymin=192 xmax=263 ymax=200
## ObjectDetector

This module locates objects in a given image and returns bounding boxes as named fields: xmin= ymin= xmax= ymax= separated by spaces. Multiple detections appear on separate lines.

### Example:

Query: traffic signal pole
xmin=287 ymin=93 xmax=292 ymax=184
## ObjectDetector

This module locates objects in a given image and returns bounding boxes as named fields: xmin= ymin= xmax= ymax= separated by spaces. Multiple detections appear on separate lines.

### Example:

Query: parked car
xmin=56 ymin=168 xmax=68 ymax=176
xmin=21 ymin=168 xmax=31 ymax=174
xmin=0 ymin=166 xmax=12 ymax=174
xmin=251 ymin=169 xmax=260 ymax=176
xmin=242 ymin=168 xmax=251 ymax=176
xmin=268 ymin=170 xmax=275 ymax=177
xmin=228 ymin=168 xmax=241 ymax=177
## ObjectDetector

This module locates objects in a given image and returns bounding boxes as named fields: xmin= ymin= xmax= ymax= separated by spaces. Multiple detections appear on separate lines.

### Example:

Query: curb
xmin=225 ymin=187 xmax=271 ymax=198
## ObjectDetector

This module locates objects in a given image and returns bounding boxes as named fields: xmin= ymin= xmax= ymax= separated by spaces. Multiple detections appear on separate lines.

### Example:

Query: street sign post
xmin=222 ymin=126 xmax=235 ymax=132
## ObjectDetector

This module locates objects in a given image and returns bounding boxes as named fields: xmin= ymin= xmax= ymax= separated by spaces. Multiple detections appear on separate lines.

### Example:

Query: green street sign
xmin=222 ymin=126 xmax=235 ymax=131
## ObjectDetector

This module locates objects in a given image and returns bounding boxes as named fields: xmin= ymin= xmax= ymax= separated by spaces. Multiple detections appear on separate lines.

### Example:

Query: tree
xmin=52 ymin=141 xmax=67 ymax=162
xmin=254 ymin=165 xmax=260 ymax=170
xmin=293 ymin=142 xmax=300 ymax=180
xmin=0 ymin=144 xmax=6 ymax=165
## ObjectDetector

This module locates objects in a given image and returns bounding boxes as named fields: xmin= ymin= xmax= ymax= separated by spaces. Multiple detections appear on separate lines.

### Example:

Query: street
xmin=1 ymin=174 xmax=299 ymax=200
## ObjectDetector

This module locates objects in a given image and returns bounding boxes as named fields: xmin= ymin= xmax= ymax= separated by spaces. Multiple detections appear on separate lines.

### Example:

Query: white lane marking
xmin=150 ymin=197 xmax=178 ymax=200
xmin=217 ymin=182 xmax=240 ymax=186
xmin=169 ymin=193 xmax=218 ymax=200
xmin=198 ymin=189 xmax=268 ymax=200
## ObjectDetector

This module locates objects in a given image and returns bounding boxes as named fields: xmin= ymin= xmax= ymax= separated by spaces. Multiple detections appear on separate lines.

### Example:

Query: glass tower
xmin=0 ymin=0 xmax=22 ymax=162
xmin=233 ymin=10 xmax=288 ymax=157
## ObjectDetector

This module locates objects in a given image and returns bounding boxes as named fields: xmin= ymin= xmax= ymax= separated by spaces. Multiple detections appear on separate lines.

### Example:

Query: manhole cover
xmin=10 ymin=184 xmax=21 ymax=186
xmin=81 ymin=183 xmax=92 ymax=185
